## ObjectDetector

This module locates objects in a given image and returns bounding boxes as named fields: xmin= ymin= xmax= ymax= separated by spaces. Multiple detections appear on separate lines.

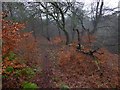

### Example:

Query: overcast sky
xmin=3 ymin=0 xmax=119 ymax=9
xmin=20 ymin=0 xmax=119 ymax=8
xmin=30 ymin=0 xmax=119 ymax=8
xmin=79 ymin=0 xmax=119 ymax=9
xmin=84 ymin=0 xmax=118 ymax=6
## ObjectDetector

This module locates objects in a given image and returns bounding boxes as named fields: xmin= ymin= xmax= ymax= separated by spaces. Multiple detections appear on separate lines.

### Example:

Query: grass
xmin=21 ymin=67 xmax=35 ymax=75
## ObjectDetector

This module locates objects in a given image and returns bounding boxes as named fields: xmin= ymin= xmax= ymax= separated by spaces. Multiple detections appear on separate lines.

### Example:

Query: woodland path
xmin=31 ymin=37 xmax=60 ymax=88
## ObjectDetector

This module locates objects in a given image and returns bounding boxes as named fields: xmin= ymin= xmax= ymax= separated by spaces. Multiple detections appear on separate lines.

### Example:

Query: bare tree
xmin=39 ymin=2 xmax=71 ymax=44
xmin=90 ymin=0 xmax=104 ymax=34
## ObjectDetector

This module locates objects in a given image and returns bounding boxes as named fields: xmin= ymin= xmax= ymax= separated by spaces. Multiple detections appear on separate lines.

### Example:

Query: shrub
xmin=8 ymin=51 xmax=16 ymax=61
xmin=5 ymin=66 xmax=14 ymax=73
xmin=22 ymin=81 xmax=38 ymax=90
xmin=14 ymin=70 xmax=21 ymax=77
xmin=2 ymin=75 xmax=8 ymax=79
xmin=14 ymin=67 xmax=35 ymax=78
xmin=20 ymin=67 xmax=35 ymax=78
xmin=60 ymin=84 xmax=69 ymax=90
xmin=2 ymin=19 xmax=25 ymax=56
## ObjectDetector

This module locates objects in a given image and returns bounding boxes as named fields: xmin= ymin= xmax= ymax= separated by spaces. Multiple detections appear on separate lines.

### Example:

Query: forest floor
xmin=31 ymin=36 xmax=119 ymax=88
xmin=2 ymin=36 xmax=120 ymax=89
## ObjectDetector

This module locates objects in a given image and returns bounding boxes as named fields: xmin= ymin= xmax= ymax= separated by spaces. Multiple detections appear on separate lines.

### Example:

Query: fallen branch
xmin=77 ymin=47 xmax=104 ymax=76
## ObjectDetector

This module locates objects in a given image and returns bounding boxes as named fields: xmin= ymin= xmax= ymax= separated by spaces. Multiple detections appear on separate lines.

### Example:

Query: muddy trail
xmin=31 ymin=37 xmax=60 ymax=88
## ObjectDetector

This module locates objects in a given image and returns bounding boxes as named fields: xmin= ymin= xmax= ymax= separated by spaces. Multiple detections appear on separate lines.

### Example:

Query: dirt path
xmin=31 ymin=37 xmax=60 ymax=88
xmin=41 ymin=46 xmax=53 ymax=88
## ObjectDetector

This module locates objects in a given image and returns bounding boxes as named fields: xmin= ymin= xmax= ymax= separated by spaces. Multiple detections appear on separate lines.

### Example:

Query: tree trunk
xmin=40 ymin=13 xmax=43 ymax=36
xmin=57 ymin=26 xmax=61 ymax=38
xmin=46 ymin=3 xmax=50 ymax=41
xmin=71 ymin=30 xmax=75 ymax=42
xmin=32 ymin=21 xmax=37 ymax=41
xmin=46 ymin=14 xmax=50 ymax=41
xmin=71 ymin=4 xmax=76 ymax=42
xmin=91 ymin=0 xmax=103 ymax=34
xmin=75 ymin=29 xmax=82 ymax=50
xmin=64 ymin=29 xmax=69 ymax=45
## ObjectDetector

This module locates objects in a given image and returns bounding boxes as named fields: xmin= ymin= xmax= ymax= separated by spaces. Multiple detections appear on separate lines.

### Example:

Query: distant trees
xmin=51 ymin=2 xmax=71 ymax=44
xmin=3 ymin=2 xmax=85 ymax=45
xmin=37 ymin=2 xmax=71 ymax=44
xmin=2 ymin=1 xmax=118 ymax=47
xmin=90 ymin=0 xmax=104 ymax=34
xmin=68 ymin=1 xmax=84 ymax=42
xmin=2 ymin=2 xmax=28 ymax=21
